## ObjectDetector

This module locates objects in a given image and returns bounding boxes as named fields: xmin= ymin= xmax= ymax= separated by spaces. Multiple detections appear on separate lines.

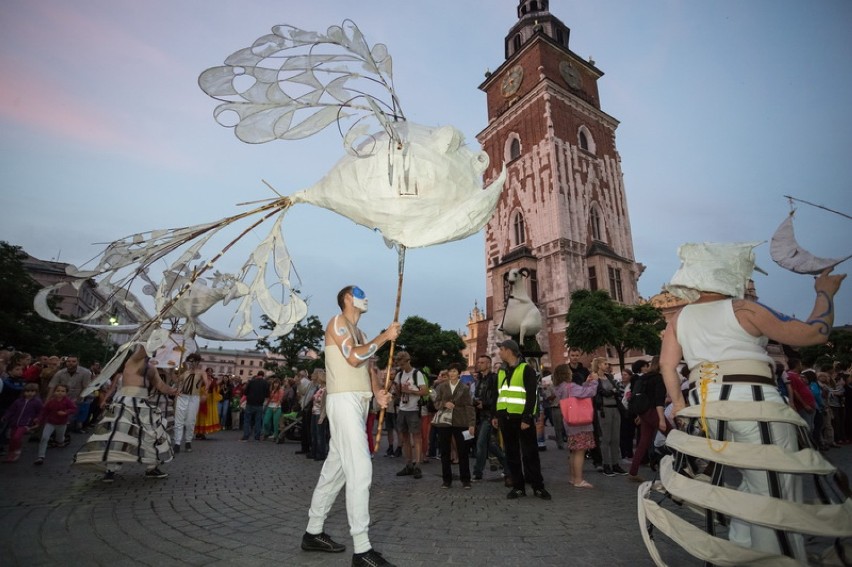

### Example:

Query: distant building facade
xmin=22 ymin=252 xmax=138 ymax=344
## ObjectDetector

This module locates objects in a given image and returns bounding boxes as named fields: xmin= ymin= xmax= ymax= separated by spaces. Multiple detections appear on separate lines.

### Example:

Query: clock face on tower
xmin=559 ymin=61 xmax=582 ymax=90
xmin=501 ymin=65 xmax=524 ymax=98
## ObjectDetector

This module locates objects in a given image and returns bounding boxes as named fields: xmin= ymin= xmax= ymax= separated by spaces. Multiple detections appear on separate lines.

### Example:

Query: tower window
xmin=578 ymin=126 xmax=596 ymax=154
xmin=590 ymin=207 xmax=602 ymax=240
xmin=513 ymin=211 xmax=526 ymax=247
xmin=513 ymin=34 xmax=521 ymax=53
xmin=531 ymin=1 xmax=539 ymax=10
xmin=505 ymin=134 xmax=521 ymax=162
xmin=588 ymin=266 xmax=597 ymax=291
xmin=608 ymin=266 xmax=623 ymax=302
xmin=556 ymin=29 xmax=564 ymax=45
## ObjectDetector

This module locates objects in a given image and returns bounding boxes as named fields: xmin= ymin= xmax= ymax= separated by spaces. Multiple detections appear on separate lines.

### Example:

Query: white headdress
xmin=664 ymin=242 xmax=763 ymax=303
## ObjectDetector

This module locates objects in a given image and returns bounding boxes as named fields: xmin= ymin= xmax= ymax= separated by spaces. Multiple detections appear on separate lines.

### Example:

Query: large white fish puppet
xmin=198 ymin=21 xmax=506 ymax=247
xmin=36 ymin=21 xmax=505 ymax=395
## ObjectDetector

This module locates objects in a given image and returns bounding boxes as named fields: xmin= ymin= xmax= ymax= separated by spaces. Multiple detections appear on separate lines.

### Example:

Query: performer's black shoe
xmin=144 ymin=468 xmax=168 ymax=479
xmin=102 ymin=471 xmax=115 ymax=483
xmin=301 ymin=531 xmax=345 ymax=553
xmin=185 ymin=442 xmax=192 ymax=453
xmin=352 ymin=548 xmax=395 ymax=566
xmin=173 ymin=444 xmax=180 ymax=454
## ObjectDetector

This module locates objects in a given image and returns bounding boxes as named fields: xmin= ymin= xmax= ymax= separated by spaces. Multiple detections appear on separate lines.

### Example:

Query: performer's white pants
xmin=703 ymin=383 xmax=806 ymax=561
xmin=307 ymin=391 xmax=373 ymax=553
xmin=173 ymin=394 xmax=200 ymax=446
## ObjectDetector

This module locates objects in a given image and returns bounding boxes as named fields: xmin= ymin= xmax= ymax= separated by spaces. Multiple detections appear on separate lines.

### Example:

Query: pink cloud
xmin=0 ymin=55 xmax=128 ymax=149
xmin=0 ymin=3 xmax=196 ymax=170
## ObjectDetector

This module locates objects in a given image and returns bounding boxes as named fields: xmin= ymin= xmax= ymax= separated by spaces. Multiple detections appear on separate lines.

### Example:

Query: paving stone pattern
xmin=1 ymin=429 xmax=849 ymax=566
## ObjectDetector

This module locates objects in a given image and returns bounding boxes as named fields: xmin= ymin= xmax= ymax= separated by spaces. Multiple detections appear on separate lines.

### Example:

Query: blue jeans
xmin=218 ymin=400 xmax=230 ymax=428
xmin=243 ymin=404 xmax=264 ymax=440
xmin=311 ymin=414 xmax=329 ymax=460
xmin=75 ymin=398 xmax=93 ymax=428
xmin=473 ymin=418 xmax=506 ymax=476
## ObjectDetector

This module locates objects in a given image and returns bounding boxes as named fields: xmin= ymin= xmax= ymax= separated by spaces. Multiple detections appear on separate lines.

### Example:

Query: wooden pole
xmin=373 ymin=246 xmax=406 ymax=453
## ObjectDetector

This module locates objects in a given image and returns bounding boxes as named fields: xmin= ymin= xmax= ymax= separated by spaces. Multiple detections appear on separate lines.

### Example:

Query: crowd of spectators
xmin=2 ymin=347 xmax=849 ymax=492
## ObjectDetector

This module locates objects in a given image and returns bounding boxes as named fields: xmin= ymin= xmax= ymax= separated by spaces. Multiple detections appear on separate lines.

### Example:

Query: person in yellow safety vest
xmin=491 ymin=339 xmax=551 ymax=501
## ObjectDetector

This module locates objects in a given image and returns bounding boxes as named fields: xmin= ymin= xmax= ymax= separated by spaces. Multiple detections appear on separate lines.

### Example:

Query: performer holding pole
xmin=302 ymin=285 xmax=400 ymax=567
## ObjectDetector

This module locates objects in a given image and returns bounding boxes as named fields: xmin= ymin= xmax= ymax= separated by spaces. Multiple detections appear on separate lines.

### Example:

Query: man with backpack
xmin=393 ymin=351 xmax=428 ymax=479
xmin=626 ymin=358 xmax=667 ymax=481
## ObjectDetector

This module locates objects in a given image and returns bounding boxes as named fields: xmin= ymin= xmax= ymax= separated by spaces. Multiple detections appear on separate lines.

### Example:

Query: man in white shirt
xmin=393 ymin=351 xmax=428 ymax=479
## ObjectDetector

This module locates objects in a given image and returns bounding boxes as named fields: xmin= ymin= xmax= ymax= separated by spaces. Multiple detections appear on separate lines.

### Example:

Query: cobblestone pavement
xmin=1 ymin=427 xmax=850 ymax=567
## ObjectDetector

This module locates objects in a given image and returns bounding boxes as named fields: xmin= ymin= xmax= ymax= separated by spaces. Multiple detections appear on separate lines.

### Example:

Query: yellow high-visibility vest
xmin=496 ymin=363 xmax=534 ymax=414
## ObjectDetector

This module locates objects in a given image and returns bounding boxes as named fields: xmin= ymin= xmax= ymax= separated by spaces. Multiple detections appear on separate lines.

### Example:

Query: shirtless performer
xmin=74 ymin=345 xmax=179 ymax=483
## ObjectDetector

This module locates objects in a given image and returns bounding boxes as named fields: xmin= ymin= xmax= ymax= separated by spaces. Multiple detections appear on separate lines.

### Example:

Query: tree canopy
xmin=798 ymin=328 xmax=852 ymax=369
xmin=565 ymin=289 xmax=666 ymax=372
xmin=0 ymin=241 xmax=117 ymax=365
xmin=376 ymin=315 xmax=465 ymax=375
xmin=256 ymin=313 xmax=325 ymax=374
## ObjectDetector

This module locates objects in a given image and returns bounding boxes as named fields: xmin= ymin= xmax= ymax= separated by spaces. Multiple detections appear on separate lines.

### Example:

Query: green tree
xmin=376 ymin=315 xmax=465 ymax=374
xmin=256 ymin=314 xmax=325 ymax=372
xmin=0 ymin=241 xmax=117 ymax=364
xmin=565 ymin=289 xmax=666 ymax=372
xmin=798 ymin=329 xmax=852 ymax=369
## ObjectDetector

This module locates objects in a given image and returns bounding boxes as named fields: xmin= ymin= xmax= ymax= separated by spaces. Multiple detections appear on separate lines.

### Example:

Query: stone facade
xmin=477 ymin=1 xmax=642 ymax=367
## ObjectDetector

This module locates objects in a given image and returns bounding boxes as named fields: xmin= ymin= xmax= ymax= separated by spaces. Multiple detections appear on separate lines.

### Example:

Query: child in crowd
xmin=35 ymin=384 xmax=76 ymax=465
xmin=1 ymin=383 xmax=43 ymax=462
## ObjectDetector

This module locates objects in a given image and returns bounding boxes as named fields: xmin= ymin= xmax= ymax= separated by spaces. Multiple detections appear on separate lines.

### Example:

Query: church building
xmin=477 ymin=0 xmax=643 ymax=366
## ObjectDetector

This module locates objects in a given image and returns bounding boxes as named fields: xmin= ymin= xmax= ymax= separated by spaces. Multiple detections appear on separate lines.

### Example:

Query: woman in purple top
xmin=554 ymin=364 xmax=599 ymax=488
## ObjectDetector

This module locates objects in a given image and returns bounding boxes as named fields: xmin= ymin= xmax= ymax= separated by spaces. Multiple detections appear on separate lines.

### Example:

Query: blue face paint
xmin=352 ymin=286 xmax=368 ymax=313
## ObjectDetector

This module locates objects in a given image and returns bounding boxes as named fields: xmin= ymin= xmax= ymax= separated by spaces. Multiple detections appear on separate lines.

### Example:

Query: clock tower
xmin=477 ymin=0 xmax=642 ymax=366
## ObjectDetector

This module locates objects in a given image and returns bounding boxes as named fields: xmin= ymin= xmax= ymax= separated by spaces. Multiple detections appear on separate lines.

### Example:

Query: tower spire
xmin=517 ymin=0 xmax=549 ymax=18
xmin=505 ymin=0 xmax=570 ymax=59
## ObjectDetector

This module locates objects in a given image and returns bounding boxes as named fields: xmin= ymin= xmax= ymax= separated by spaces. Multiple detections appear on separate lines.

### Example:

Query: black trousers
xmin=299 ymin=408 xmax=313 ymax=452
xmin=498 ymin=413 xmax=544 ymax=491
xmin=437 ymin=426 xmax=471 ymax=484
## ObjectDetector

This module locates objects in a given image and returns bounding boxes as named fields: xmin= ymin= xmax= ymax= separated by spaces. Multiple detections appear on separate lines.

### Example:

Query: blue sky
xmin=1 ymin=0 xmax=850 ymax=346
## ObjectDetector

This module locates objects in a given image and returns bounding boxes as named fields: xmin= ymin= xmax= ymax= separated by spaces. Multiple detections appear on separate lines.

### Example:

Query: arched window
xmin=504 ymin=133 xmax=521 ymax=162
xmin=513 ymin=211 xmax=526 ymax=247
xmin=590 ymin=207 xmax=602 ymax=240
xmin=578 ymin=125 xmax=596 ymax=154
